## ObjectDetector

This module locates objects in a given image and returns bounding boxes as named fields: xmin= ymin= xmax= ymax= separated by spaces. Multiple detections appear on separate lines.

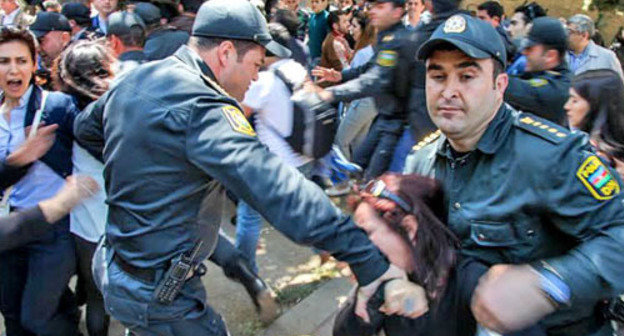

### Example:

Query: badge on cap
xmin=443 ymin=15 xmax=466 ymax=34
xmin=221 ymin=106 xmax=256 ymax=137
xmin=576 ymin=155 xmax=620 ymax=200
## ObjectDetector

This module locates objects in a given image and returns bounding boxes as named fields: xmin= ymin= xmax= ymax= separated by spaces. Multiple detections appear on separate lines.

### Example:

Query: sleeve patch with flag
xmin=221 ymin=106 xmax=256 ymax=137
xmin=376 ymin=50 xmax=398 ymax=67
xmin=576 ymin=155 xmax=620 ymax=200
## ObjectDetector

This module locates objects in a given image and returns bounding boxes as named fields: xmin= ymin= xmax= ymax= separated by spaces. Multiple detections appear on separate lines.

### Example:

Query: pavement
xmin=0 ymin=198 xmax=353 ymax=336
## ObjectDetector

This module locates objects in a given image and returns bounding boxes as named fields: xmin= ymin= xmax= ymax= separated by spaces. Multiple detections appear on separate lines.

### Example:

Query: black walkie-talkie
xmin=153 ymin=241 xmax=203 ymax=305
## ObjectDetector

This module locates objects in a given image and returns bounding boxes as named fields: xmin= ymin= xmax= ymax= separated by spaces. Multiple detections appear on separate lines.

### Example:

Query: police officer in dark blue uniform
xmin=505 ymin=16 xmax=571 ymax=126
xmin=312 ymin=0 xmax=421 ymax=180
xmin=404 ymin=14 xmax=624 ymax=335
xmin=74 ymin=0 xmax=417 ymax=334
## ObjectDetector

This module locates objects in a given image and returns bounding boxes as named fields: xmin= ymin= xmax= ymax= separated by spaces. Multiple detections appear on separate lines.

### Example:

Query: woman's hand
xmin=6 ymin=124 xmax=58 ymax=167
xmin=39 ymin=175 xmax=99 ymax=223
xmin=380 ymin=278 xmax=429 ymax=318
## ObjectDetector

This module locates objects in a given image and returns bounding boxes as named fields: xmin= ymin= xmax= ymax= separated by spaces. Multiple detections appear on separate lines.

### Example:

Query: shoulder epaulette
xmin=545 ymin=70 xmax=561 ymax=76
xmin=412 ymin=130 xmax=441 ymax=151
xmin=515 ymin=114 xmax=569 ymax=144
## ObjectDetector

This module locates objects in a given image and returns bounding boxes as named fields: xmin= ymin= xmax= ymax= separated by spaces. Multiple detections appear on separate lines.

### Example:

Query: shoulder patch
xmin=516 ymin=114 xmax=569 ymax=144
xmin=382 ymin=34 xmax=394 ymax=42
xmin=221 ymin=106 xmax=256 ymax=137
xmin=376 ymin=50 xmax=398 ymax=67
xmin=576 ymin=155 xmax=620 ymax=200
xmin=528 ymin=78 xmax=548 ymax=87
xmin=412 ymin=130 xmax=441 ymax=152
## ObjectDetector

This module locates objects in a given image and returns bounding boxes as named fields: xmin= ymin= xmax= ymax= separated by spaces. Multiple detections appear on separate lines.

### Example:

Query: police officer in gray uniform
xmin=404 ymin=14 xmax=624 ymax=335
xmin=74 ymin=0 xmax=416 ymax=334
xmin=313 ymin=0 xmax=421 ymax=180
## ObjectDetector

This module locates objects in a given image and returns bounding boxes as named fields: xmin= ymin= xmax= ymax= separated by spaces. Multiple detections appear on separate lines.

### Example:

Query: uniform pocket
xmin=470 ymin=221 xmax=520 ymax=247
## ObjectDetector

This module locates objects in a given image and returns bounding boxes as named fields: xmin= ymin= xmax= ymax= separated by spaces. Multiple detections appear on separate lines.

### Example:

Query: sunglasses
xmin=360 ymin=180 xmax=412 ymax=213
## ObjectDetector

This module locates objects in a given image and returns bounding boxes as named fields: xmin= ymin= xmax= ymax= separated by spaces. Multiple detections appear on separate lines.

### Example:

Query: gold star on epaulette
xmin=412 ymin=130 xmax=441 ymax=151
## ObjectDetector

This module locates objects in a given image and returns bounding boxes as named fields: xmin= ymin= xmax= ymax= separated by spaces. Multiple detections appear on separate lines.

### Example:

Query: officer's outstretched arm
xmin=185 ymin=100 xmax=390 ymax=286
xmin=328 ymin=47 xmax=398 ymax=103
xmin=542 ymin=144 xmax=624 ymax=302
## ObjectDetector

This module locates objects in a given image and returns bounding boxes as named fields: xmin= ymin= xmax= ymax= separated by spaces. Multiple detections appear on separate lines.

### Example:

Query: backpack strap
xmin=271 ymin=66 xmax=295 ymax=93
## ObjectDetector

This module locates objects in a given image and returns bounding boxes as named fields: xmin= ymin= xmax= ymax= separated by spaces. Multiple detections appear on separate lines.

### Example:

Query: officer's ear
xmin=494 ymin=71 xmax=508 ymax=97
xmin=217 ymin=40 xmax=238 ymax=66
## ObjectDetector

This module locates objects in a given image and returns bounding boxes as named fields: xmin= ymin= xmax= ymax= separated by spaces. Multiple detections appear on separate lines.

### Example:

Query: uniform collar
xmin=173 ymin=45 xmax=233 ymax=98
xmin=436 ymin=103 xmax=512 ymax=158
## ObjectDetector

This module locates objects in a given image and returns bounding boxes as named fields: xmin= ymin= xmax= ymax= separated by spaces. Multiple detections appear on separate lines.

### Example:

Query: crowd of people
xmin=1 ymin=0 xmax=624 ymax=335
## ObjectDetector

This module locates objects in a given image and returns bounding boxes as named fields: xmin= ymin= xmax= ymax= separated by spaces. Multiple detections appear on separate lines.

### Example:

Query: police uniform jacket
xmin=328 ymin=22 xmax=418 ymax=122
xmin=404 ymin=105 xmax=624 ymax=333
xmin=505 ymin=63 xmax=571 ymax=126
xmin=74 ymin=45 xmax=390 ymax=286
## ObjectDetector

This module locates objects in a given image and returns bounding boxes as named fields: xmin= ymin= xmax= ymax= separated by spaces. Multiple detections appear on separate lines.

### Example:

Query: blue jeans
xmin=388 ymin=128 xmax=416 ymax=173
xmin=0 ymin=218 xmax=79 ymax=336
xmin=235 ymin=201 xmax=263 ymax=274
xmin=235 ymin=163 xmax=314 ymax=271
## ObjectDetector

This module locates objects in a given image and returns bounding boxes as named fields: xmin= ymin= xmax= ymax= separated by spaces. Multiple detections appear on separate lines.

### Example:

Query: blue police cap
xmin=107 ymin=11 xmax=145 ymax=37
xmin=418 ymin=14 xmax=507 ymax=68
xmin=30 ymin=12 xmax=71 ymax=39
xmin=372 ymin=0 xmax=406 ymax=6
xmin=192 ymin=0 xmax=291 ymax=58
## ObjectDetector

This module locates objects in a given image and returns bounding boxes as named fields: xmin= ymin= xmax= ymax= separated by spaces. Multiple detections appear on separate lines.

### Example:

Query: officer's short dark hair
xmin=477 ymin=1 xmax=504 ymax=20
xmin=190 ymin=36 xmax=259 ymax=62
xmin=513 ymin=2 xmax=545 ymax=24
xmin=112 ymin=25 xmax=146 ymax=48
xmin=327 ymin=9 xmax=346 ymax=30
xmin=266 ymin=22 xmax=291 ymax=57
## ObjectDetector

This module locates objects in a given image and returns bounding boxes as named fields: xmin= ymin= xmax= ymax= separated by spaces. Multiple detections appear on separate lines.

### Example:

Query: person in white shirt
xmin=236 ymin=22 xmax=313 ymax=272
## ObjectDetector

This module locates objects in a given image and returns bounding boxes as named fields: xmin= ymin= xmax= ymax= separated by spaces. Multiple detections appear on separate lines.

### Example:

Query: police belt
xmin=113 ymin=253 xmax=161 ymax=284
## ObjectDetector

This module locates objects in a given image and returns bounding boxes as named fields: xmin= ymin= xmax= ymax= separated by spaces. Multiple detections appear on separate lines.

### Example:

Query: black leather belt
xmin=113 ymin=254 xmax=159 ymax=284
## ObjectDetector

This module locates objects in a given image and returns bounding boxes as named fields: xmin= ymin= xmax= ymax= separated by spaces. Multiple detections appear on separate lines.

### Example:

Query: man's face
xmin=425 ymin=49 xmax=507 ymax=145
xmin=477 ymin=10 xmax=499 ymax=27
xmin=369 ymin=2 xmax=402 ymax=30
xmin=337 ymin=14 xmax=350 ymax=34
xmin=566 ymin=23 xmax=586 ymax=51
xmin=282 ymin=0 xmax=298 ymax=11
xmin=405 ymin=0 xmax=424 ymax=16
xmin=310 ymin=0 xmax=328 ymax=13
xmin=522 ymin=43 xmax=548 ymax=72
xmin=340 ymin=0 xmax=353 ymax=8
xmin=507 ymin=12 xmax=527 ymax=38
xmin=221 ymin=45 xmax=265 ymax=101
xmin=0 ymin=0 xmax=18 ymax=13
xmin=93 ymin=0 xmax=117 ymax=17
xmin=38 ymin=31 xmax=70 ymax=67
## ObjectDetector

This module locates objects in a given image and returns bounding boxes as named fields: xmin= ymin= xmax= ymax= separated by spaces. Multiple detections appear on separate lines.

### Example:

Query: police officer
xmin=74 ymin=0 xmax=416 ymax=334
xmin=312 ymin=0 xmax=420 ymax=180
xmin=404 ymin=14 xmax=624 ymax=335
xmin=505 ymin=16 xmax=571 ymax=126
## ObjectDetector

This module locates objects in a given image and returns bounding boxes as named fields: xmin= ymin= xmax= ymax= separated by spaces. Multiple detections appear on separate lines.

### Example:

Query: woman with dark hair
xmin=0 ymin=26 xmax=81 ymax=335
xmin=564 ymin=69 xmax=624 ymax=136
xmin=53 ymin=39 xmax=116 ymax=336
xmin=333 ymin=173 xmax=546 ymax=336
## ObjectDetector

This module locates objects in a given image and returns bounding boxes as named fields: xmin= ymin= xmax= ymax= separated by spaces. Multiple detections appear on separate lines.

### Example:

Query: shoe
xmin=223 ymin=257 xmax=279 ymax=324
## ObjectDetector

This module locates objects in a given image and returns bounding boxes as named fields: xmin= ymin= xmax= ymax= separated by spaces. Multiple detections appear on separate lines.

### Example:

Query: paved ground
xmin=1 ymin=198 xmax=352 ymax=336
